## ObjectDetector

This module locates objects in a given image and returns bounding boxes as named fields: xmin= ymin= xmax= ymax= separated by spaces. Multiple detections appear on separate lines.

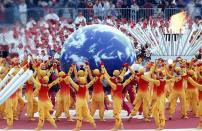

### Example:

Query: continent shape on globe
xmin=60 ymin=24 xmax=136 ymax=75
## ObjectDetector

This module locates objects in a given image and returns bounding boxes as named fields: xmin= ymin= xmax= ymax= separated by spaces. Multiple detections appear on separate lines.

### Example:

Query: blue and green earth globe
xmin=60 ymin=24 xmax=136 ymax=75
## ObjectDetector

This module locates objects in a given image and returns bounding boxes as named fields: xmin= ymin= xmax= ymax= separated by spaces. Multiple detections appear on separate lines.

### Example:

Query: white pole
xmin=0 ymin=70 xmax=33 ymax=104
xmin=0 ymin=68 xmax=15 ymax=90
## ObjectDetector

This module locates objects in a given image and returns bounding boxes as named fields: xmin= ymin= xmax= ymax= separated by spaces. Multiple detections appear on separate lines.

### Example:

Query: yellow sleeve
xmin=141 ymin=75 xmax=160 ymax=86
xmin=123 ymin=74 xmax=135 ymax=87
xmin=64 ymin=77 xmax=70 ymax=84
xmin=104 ymin=74 xmax=116 ymax=90
xmin=31 ymin=76 xmax=41 ymax=89
xmin=45 ymin=59 xmax=50 ymax=66
xmin=68 ymin=66 xmax=73 ymax=76
xmin=197 ymin=68 xmax=202 ymax=79
xmin=133 ymin=85 xmax=136 ymax=93
xmin=120 ymin=67 xmax=126 ymax=77
xmin=47 ymin=68 xmax=53 ymax=77
xmin=188 ymin=77 xmax=202 ymax=90
xmin=101 ymin=65 xmax=110 ymax=79
xmin=73 ymin=65 xmax=78 ymax=80
xmin=87 ymin=77 xmax=97 ymax=88
xmin=33 ymin=88 xmax=40 ymax=97
xmin=67 ymin=76 xmax=79 ymax=91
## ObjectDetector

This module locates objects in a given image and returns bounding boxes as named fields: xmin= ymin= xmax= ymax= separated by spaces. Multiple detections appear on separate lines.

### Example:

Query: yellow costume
xmin=101 ymin=64 xmax=134 ymax=131
xmin=185 ymin=70 xmax=198 ymax=117
xmin=25 ymin=80 xmax=38 ymax=120
xmin=32 ymin=76 xmax=58 ymax=130
xmin=188 ymin=77 xmax=202 ymax=128
xmin=55 ymin=69 xmax=73 ymax=121
xmin=129 ymin=68 xmax=159 ymax=122
xmin=168 ymin=67 xmax=188 ymax=119
xmin=67 ymin=71 xmax=96 ymax=131
xmin=86 ymin=64 xmax=105 ymax=121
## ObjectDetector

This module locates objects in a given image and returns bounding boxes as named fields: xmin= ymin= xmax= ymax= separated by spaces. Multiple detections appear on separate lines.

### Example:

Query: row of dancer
xmin=0 ymin=56 xmax=202 ymax=131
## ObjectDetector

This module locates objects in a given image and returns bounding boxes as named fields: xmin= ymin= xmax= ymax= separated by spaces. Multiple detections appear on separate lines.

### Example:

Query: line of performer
xmin=0 ymin=56 xmax=202 ymax=131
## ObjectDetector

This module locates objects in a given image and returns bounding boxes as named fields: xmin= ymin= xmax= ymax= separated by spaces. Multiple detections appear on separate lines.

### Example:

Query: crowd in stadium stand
xmin=0 ymin=0 xmax=202 ymax=9
xmin=0 ymin=9 xmax=161 ymax=61
xmin=0 ymin=0 xmax=202 ymax=24
xmin=0 ymin=8 xmax=202 ymax=62
xmin=0 ymin=0 xmax=201 ymax=62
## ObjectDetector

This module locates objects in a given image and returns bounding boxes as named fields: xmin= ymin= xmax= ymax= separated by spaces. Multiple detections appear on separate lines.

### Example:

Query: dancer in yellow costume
xmin=0 ymin=65 xmax=8 ymax=119
xmin=128 ymin=68 xmax=159 ymax=122
xmin=86 ymin=62 xmax=105 ymax=121
xmin=72 ymin=64 xmax=90 ymax=101
xmin=187 ymin=75 xmax=202 ymax=128
xmin=151 ymin=70 xmax=172 ymax=130
xmin=101 ymin=63 xmax=135 ymax=131
xmin=31 ymin=75 xmax=59 ymax=130
xmin=67 ymin=71 xmax=97 ymax=131
xmin=4 ymin=76 xmax=18 ymax=129
xmin=185 ymin=69 xmax=199 ymax=117
xmin=168 ymin=67 xmax=188 ymax=119
xmin=55 ymin=67 xmax=74 ymax=121
xmin=25 ymin=79 xmax=38 ymax=120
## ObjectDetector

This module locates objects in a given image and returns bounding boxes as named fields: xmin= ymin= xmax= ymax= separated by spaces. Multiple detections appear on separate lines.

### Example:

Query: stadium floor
xmin=0 ymin=103 xmax=200 ymax=130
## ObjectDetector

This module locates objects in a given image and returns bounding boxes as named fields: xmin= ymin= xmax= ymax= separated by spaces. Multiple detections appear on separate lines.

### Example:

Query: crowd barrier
xmin=0 ymin=7 xmax=201 ymax=29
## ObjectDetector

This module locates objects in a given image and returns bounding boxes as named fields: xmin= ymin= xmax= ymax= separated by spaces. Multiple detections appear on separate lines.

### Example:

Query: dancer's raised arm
xmin=104 ymin=74 xmax=116 ymax=90
xmin=67 ymin=75 xmax=79 ymax=91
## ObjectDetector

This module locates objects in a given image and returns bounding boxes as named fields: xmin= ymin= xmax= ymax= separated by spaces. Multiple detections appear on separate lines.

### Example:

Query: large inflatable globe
xmin=60 ymin=24 xmax=136 ymax=75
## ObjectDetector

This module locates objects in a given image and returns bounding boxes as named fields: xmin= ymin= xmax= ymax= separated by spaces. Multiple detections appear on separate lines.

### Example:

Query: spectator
xmin=98 ymin=1 xmax=104 ymax=19
xmin=74 ymin=12 xmax=86 ymax=25
xmin=109 ymin=1 xmax=116 ymax=17
xmin=170 ymin=0 xmax=177 ymax=7
xmin=93 ymin=0 xmax=99 ymax=16
xmin=187 ymin=0 xmax=195 ymax=17
xmin=131 ymin=1 xmax=140 ymax=11
xmin=19 ymin=0 xmax=27 ymax=26
xmin=157 ymin=0 xmax=166 ymax=11
xmin=103 ymin=0 xmax=110 ymax=17
xmin=157 ymin=0 xmax=166 ymax=17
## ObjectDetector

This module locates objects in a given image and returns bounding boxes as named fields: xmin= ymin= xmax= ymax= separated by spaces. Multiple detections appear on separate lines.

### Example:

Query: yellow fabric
xmin=5 ymin=97 xmax=18 ymax=127
xmin=26 ymin=92 xmax=38 ymax=119
xmin=75 ymin=98 xmax=95 ymax=129
xmin=168 ymin=89 xmax=187 ymax=117
xmin=131 ymin=90 xmax=150 ymax=119
xmin=37 ymin=100 xmax=56 ymax=129
xmin=91 ymin=92 xmax=105 ymax=120
xmin=112 ymin=97 xmax=122 ymax=129
xmin=152 ymin=95 xmax=166 ymax=129
xmin=55 ymin=91 xmax=71 ymax=119
xmin=0 ymin=102 xmax=6 ymax=118
xmin=185 ymin=88 xmax=199 ymax=116
xmin=199 ymin=101 xmax=202 ymax=127
xmin=17 ymin=95 xmax=26 ymax=118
